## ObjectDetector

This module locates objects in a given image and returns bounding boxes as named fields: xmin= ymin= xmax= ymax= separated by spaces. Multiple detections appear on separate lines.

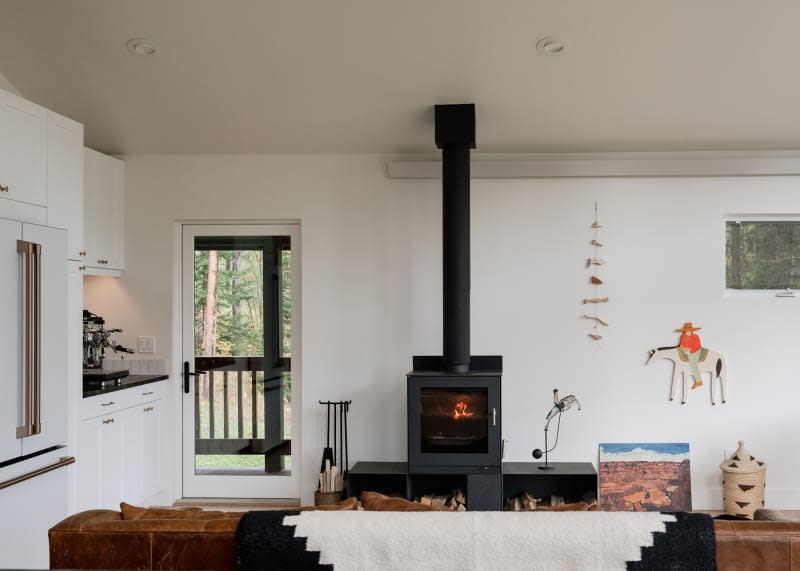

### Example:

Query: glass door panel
xmin=182 ymin=224 xmax=299 ymax=499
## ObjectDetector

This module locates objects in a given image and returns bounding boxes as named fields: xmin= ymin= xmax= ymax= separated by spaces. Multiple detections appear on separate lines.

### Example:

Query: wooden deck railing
xmin=194 ymin=356 xmax=291 ymax=472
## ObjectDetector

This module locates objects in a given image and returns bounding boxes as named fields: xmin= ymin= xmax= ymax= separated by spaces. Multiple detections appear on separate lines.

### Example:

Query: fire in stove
xmin=453 ymin=401 xmax=474 ymax=420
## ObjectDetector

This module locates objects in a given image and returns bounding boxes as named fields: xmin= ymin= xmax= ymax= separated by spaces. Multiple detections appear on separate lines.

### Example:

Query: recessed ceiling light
xmin=126 ymin=38 xmax=157 ymax=56
xmin=536 ymin=37 xmax=565 ymax=56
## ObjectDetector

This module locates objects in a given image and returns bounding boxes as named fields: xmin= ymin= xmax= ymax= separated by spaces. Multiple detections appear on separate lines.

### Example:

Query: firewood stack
xmin=504 ymin=491 xmax=599 ymax=512
xmin=417 ymin=489 xmax=467 ymax=511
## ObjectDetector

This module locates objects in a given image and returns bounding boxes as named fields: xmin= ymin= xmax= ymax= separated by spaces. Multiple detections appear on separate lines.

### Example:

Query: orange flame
xmin=453 ymin=400 xmax=474 ymax=420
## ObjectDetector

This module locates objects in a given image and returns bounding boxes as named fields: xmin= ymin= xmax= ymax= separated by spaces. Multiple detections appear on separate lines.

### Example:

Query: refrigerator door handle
xmin=0 ymin=456 xmax=74 ymax=491
xmin=16 ymin=240 xmax=42 ymax=439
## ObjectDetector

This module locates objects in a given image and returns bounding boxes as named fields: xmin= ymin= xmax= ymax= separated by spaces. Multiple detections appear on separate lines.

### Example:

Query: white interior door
xmin=182 ymin=223 xmax=300 ymax=499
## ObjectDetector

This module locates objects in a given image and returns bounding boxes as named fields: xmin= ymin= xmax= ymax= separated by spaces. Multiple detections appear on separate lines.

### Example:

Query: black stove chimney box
xmin=407 ymin=104 xmax=502 ymax=473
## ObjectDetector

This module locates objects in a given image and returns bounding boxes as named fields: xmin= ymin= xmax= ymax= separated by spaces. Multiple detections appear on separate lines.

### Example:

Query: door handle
xmin=16 ymin=240 xmax=42 ymax=439
xmin=183 ymin=361 xmax=206 ymax=394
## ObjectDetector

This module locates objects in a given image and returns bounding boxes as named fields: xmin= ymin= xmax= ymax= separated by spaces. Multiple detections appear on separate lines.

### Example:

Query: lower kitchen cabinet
xmin=76 ymin=385 xmax=164 ymax=510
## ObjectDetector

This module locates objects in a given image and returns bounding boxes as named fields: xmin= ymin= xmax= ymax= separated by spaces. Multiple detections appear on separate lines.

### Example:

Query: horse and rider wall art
xmin=646 ymin=322 xmax=728 ymax=405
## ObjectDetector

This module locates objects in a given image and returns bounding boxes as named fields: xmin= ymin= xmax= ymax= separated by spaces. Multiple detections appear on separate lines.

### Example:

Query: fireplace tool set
xmin=317 ymin=400 xmax=351 ymax=499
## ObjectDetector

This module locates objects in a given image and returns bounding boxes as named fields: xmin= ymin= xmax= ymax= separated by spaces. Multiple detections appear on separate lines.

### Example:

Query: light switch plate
xmin=138 ymin=336 xmax=155 ymax=353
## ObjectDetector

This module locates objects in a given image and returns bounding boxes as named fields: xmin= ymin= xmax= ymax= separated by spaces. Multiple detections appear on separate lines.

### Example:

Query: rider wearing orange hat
xmin=677 ymin=322 xmax=703 ymax=389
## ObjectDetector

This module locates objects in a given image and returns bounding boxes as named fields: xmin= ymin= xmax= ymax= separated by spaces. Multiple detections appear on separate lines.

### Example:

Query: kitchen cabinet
xmin=84 ymin=147 xmax=124 ymax=274
xmin=0 ymin=89 xmax=47 ymax=211
xmin=76 ymin=382 xmax=165 ymax=510
xmin=127 ymin=399 xmax=162 ymax=505
xmin=77 ymin=410 xmax=125 ymax=511
xmin=0 ymin=89 xmax=48 ymax=225
xmin=46 ymin=112 xmax=85 ymax=261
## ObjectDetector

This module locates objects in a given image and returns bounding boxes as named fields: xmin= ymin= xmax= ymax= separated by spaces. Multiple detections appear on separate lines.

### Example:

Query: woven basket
xmin=720 ymin=440 xmax=766 ymax=519
xmin=314 ymin=491 xmax=344 ymax=506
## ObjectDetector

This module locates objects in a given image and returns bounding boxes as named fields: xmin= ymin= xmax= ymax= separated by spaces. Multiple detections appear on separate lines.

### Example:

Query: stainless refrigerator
xmin=0 ymin=217 xmax=72 ymax=569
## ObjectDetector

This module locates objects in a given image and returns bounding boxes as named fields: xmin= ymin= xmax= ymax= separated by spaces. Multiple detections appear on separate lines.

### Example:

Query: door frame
xmin=177 ymin=221 xmax=301 ymax=499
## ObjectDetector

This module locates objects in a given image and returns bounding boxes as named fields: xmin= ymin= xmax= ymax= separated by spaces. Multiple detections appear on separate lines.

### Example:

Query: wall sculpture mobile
xmin=584 ymin=202 xmax=608 ymax=340
xmin=646 ymin=322 xmax=728 ymax=405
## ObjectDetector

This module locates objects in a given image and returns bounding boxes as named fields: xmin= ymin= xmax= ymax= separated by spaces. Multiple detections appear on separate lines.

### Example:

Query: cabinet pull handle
xmin=101 ymin=401 xmax=115 ymax=407
xmin=0 ymin=184 xmax=8 ymax=192
xmin=144 ymin=406 xmax=154 ymax=413
xmin=142 ymin=391 xmax=154 ymax=396
xmin=78 ymin=265 xmax=86 ymax=271
xmin=79 ymin=251 xmax=86 ymax=256
xmin=102 ymin=418 xmax=114 ymax=424
xmin=492 ymin=408 xmax=497 ymax=427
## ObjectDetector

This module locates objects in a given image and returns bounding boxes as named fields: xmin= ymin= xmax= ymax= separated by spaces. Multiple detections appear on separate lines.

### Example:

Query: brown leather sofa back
xmin=49 ymin=509 xmax=243 ymax=570
xmin=50 ymin=509 xmax=800 ymax=570
xmin=715 ymin=519 xmax=800 ymax=571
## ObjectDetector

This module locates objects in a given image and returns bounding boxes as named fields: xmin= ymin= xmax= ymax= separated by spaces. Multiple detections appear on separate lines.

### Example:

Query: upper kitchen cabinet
xmin=84 ymin=148 xmax=124 ymax=274
xmin=46 ymin=112 xmax=85 ymax=261
xmin=0 ymin=88 xmax=48 ymax=223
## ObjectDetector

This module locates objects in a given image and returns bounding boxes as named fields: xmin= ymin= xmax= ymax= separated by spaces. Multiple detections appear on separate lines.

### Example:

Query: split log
xmin=583 ymin=297 xmax=609 ymax=304
xmin=455 ymin=504 xmax=467 ymax=512
xmin=591 ymin=239 xmax=603 ymax=247
xmin=587 ymin=258 xmax=606 ymax=267
xmin=419 ymin=494 xmax=433 ymax=507
xmin=592 ymin=222 xmax=603 ymax=228
xmin=522 ymin=491 xmax=540 ymax=510
xmin=536 ymin=501 xmax=591 ymax=512
xmin=588 ymin=333 xmax=603 ymax=340
xmin=453 ymin=489 xmax=466 ymax=506
xmin=507 ymin=497 xmax=523 ymax=511
xmin=590 ymin=276 xmax=604 ymax=285
xmin=431 ymin=495 xmax=449 ymax=510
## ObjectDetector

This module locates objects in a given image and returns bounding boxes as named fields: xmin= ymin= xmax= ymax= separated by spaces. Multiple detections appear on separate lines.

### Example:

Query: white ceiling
xmin=1 ymin=0 xmax=799 ymax=155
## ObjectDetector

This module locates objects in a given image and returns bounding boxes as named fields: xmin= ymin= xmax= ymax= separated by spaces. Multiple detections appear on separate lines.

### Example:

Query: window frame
xmin=724 ymin=214 xmax=800 ymax=299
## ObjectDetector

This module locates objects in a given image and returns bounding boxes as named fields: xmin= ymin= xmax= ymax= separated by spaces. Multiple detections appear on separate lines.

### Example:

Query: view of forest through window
xmin=726 ymin=221 xmax=800 ymax=289
xmin=193 ymin=241 xmax=293 ymax=474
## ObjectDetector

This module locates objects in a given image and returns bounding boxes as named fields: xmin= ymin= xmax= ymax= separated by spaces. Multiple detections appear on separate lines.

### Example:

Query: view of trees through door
xmin=193 ymin=236 xmax=292 ymax=474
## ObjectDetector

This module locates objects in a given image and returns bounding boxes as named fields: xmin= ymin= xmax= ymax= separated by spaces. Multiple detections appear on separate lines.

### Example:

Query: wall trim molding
xmin=387 ymin=151 xmax=800 ymax=179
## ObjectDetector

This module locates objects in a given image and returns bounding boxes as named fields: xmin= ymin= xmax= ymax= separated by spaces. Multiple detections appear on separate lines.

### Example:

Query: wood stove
xmin=408 ymin=356 xmax=502 ymax=472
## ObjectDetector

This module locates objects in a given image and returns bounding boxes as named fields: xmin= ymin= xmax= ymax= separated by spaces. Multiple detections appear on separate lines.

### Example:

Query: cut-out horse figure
xmin=646 ymin=346 xmax=727 ymax=405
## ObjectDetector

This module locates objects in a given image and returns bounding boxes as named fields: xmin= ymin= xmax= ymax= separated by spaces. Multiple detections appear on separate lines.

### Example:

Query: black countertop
xmin=83 ymin=374 xmax=169 ymax=398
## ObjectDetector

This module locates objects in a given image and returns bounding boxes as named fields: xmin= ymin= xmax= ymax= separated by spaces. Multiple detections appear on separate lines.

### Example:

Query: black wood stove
xmin=407 ymin=104 xmax=502 ymax=473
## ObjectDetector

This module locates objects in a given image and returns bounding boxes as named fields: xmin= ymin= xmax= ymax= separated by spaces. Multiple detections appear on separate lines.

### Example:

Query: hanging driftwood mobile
xmin=584 ymin=203 xmax=607 ymax=340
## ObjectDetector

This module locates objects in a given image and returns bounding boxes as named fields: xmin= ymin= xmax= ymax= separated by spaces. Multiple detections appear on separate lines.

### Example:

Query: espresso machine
xmin=83 ymin=310 xmax=135 ymax=385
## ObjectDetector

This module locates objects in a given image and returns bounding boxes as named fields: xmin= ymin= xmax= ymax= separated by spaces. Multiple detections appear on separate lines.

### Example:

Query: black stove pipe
xmin=435 ymin=104 xmax=475 ymax=373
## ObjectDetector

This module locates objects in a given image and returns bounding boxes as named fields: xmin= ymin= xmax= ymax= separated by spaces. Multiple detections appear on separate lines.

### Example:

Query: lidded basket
xmin=719 ymin=440 xmax=766 ymax=519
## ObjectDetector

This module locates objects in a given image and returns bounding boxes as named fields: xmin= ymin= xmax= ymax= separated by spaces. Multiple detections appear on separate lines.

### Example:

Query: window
xmin=726 ymin=219 xmax=800 ymax=290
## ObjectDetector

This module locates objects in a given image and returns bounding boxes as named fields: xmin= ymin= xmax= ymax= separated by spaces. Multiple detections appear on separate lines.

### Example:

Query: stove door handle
xmin=492 ymin=407 xmax=496 ymax=427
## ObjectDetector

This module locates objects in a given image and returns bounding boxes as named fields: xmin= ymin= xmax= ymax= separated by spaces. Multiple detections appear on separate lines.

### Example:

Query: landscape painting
xmin=599 ymin=443 xmax=691 ymax=512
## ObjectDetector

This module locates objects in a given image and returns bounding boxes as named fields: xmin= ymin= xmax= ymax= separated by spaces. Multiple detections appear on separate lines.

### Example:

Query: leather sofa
xmin=49 ymin=507 xmax=800 ymax=570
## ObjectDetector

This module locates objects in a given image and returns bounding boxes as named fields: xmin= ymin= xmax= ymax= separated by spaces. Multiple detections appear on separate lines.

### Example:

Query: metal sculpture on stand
xmin=532 ymin=388 xmax=582 ymax=470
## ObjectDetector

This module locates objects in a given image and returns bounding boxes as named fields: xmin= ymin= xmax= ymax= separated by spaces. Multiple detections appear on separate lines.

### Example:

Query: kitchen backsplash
xmin=104 ymin=359 xmax=168 ymax=375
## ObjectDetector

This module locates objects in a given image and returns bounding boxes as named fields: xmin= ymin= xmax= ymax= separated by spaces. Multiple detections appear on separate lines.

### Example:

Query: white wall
xmin=84 ymin=154 xmax=800 ymax=508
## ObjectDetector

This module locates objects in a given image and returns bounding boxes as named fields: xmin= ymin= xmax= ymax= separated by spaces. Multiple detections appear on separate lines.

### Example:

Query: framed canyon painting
xmin=599 ymin=443 xmax=691 ymax=512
